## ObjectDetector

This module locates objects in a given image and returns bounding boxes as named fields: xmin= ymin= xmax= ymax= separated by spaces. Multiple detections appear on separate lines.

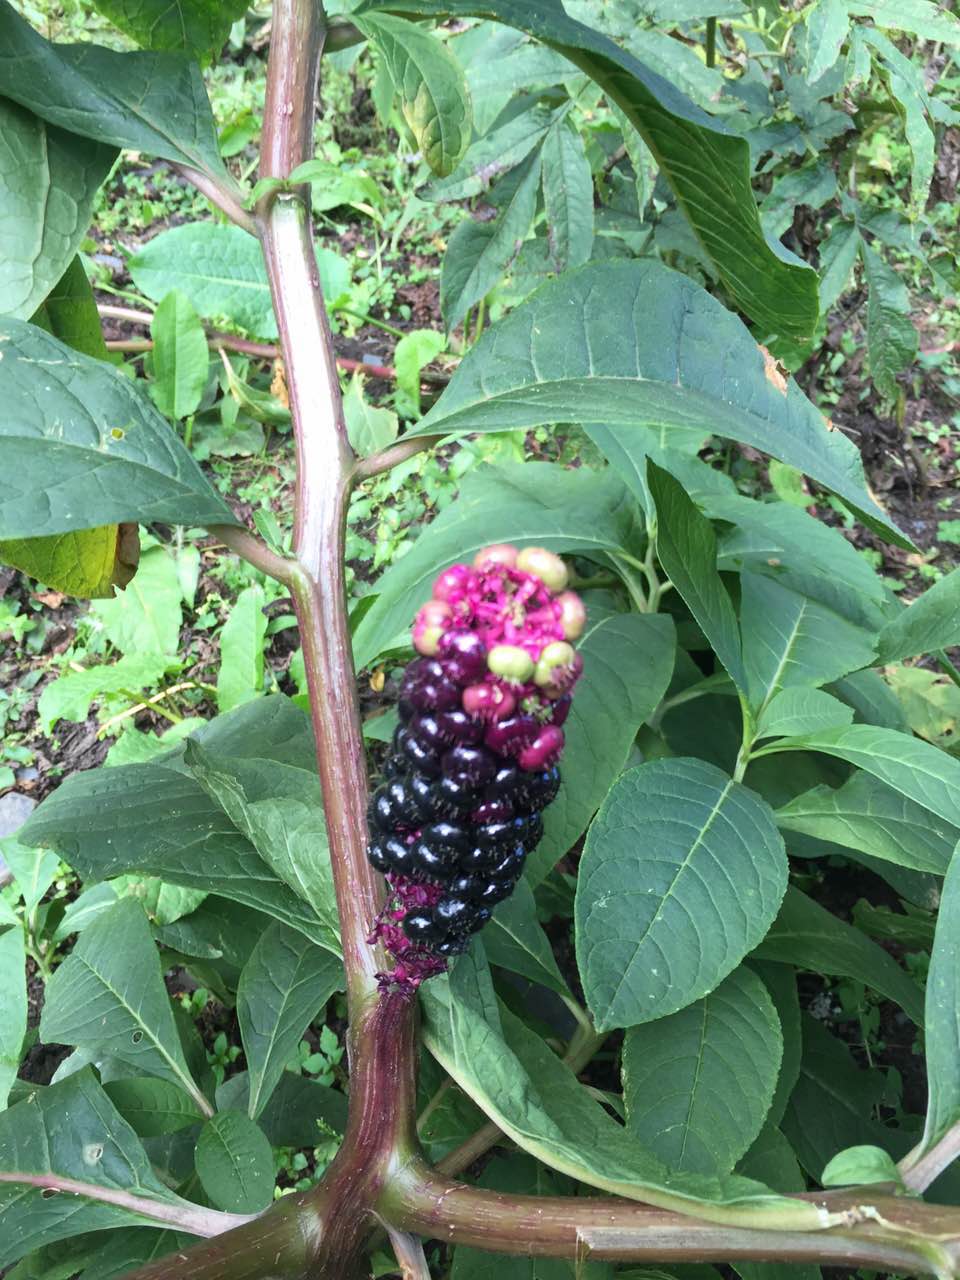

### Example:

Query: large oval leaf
xmin=623 ymin=966 xmax=783 ymax=1176
xmin=411 ymin=261 xmax=905 ymax=547
xmin=0 ymin=1 xmax=226 ymax=177
xmin=419 ymin=947 xmax=819 ymax=1227
xmin=0 ymin=318 xmax=236 ymax=539
xmin=575 ymin=758 xmax=788 ymax=1032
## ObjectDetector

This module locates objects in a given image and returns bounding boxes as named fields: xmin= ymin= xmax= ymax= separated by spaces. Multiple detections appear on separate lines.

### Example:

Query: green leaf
xmin=737 ymin=1123 xmax=806 ymax=1196
xmin=877 ymin=568 xmax=960 ymax=662
xmin=0 ymin=1071 xmax=200 ymax=1267
xmin=91 ymin=543 xmax=184 ymax=656
xmin=752 ymin=886 xmax=924 ymax=1025
xmin=102 ymin=1077 xmax=202 ymax=1137
xmin=420 ymin=104 xmax=555 ymax=201
xmin=420 ymin=949 xmax=818 ymax=1224
xmin=352 ymin=461 xmax=640 ymax=670
xmin=804 ymin=0 xmax=850 ymax=84
xmin=829 ymin=669 xmax=907 ymax=731
xmin=0 ymin=925 xmax=26 ymax=1109
xmin=860 ymin=241 xmax=917 ymax=401
xmin=576 ymin=759 xmax=788 ymax=1031
xmin=622 ymin=967 xmax=783 ymax=1176
xmin=865 ymin=30 xmax=935 ymax=213
xmin=751 ymin=962 xmax=801 ymax=1129
xmin=1 ymin=840 xmax=59 ymax=916
xmin=776 ymin=771 xmax=958 ymax=875
xmin=647 ymin=461 xmax=745 ymax=693
xmin=113 ymin=876 xmax=207 ymax=926
xmin=194 ymin=1111 xmax=274 ymax=1213
xmin=821 ymin=1144 xmax=903 ymax=1188
xmin=342 ymin=374 xmax=399 ymax=453
xmin=31 ymin=254 xmax=109 ymax=359
xmin=0 ymin=319 xmax=236 ymax=540
xmin=393 ymin=329 xmax=446 ymax=419
xmin=185 ymin=739 xmax=340 ymax=955
xmin=359 ymin=0 xmax=819 ymax=337
xmin=76 ymin=1229 xmax=191 ymax=1280
xmin=149 ymin=290 xmax=209 ymax=421
xmin=37 ymin=652 xmax=173 ymax=734
xmin=781 ymin=1014 xmax=905 ymax=1182
xmin=0 ymin=100 xmax=114 ymax=319
xmin=237 ymin=923 xmax=343 ymax=1119
xmin=740 ymin=573 xmax=876 ymax=713
xmin=441 ymin=152 xmax=542 ymax=332
xmin=764 ymin=723 xmax=960 ymax=830
xmin=847 ymin=0 xmax=960 ymax=44
xmin=129 ymin=222 xmax=350 ymax=339
xmin=913 ymin=842 xmax=960 ymax=1160
xmin=354 ymin=12 xmax=471 ymax=176
xmin=90 ymin=0 xmax=249 ymax=60
xmin=411 ymin=262 xmax=904 ymax=546
xmin=540 ymin=117 xmax=593 ymax=272
xmin=0 ymin=2 xmax=226 ymax=177
xmin=53 ymin=882 xmax=119 ymax=942
xmin=483 ymin=878 xmax=571 ymax=998
xmin=818 ymin=221 xmax=860 ymax=313
xmin=756 ymin=689 xmax=854 ymax=740
xmin=528 ymin=612 xmax=676 ymax=887
xmin=216 ymin=584 xmax=268 ymax=713
xmin=39 ymin=898 xmax=210 ymax=1113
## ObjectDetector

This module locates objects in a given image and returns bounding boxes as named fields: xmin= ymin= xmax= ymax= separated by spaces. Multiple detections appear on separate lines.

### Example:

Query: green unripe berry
xmin=533 ymin=640 xmax=576 ymax=686
xmin=516 ymin=546 xmax=568 ymax=593
xmin=487 ymin=644 xmax=535 ymax=683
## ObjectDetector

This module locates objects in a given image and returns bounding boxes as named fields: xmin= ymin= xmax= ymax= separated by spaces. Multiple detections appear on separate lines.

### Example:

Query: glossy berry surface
xmin=367 ymin=543 xmax=583 ymax=989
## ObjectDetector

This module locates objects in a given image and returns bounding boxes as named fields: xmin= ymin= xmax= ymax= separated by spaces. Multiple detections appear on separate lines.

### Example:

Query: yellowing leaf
xmin=0 ymin=522 xmax=139 ymax=599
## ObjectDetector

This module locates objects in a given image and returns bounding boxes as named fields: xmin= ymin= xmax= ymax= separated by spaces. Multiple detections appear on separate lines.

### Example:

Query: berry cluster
xmin=367 ymin=543 xmax=585 ymax=988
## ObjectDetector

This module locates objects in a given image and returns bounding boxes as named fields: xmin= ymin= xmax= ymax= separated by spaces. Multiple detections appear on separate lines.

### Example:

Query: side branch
xmin=388 ymin=1170 xmax=960 ymax=1278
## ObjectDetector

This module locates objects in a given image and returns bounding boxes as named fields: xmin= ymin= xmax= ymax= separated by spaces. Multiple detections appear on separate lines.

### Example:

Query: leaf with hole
xmin=39 ymin=898 xmax=210 ymax=1114
xmin=576 ymin=758 xmax=788 ymax=1031
xmin=0 ymin=319 xmax=236 ymax=540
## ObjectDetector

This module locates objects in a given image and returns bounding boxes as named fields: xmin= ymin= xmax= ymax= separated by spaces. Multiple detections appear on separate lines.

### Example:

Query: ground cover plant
xmin=2 ymin=0 xmax=960 ymax=1277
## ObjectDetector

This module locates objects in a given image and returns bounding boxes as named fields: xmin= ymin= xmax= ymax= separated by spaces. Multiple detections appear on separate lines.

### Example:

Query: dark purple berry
xmin=400 ymin=732 xmax=441 ymax=777
xmin=470 ymin=800 xmax=515 ymax=824
xmin=433 ymin=773 xmax=481 ymax=812
xmin=486 ymin=763 xmax=520 ymax=800
xmin=437 ymin=710 xmax=484 ymax=745
xmin=403 ymin=911 xmax=444 ymax=944
xmin=442 ymin=744 xmax=496 ymax=784
xmin=409 ymin=772 xmax=436 ymax=817
xmin=402 ymin=658 xmax=443 ymax=692
xmin=516 ymin=812 xmax=544 ymax=851
xmin=411 ymin=838 xmax=462 ymax=879
xmin=435 ymin=896 xmax=472 ymax=931
xmin=461 ymin=844 xmax=500 ymax=871
xmin=474 ymin=821 xmax=516 ymax=852
xmin=516 ymin=766 xmax=561 ymax=812
xmin=382 ymin=753 xmax=405 ymax=780
xmin=397 ymin=696 xmax=416 ymax=724
xmin=448 ymin=873 xmax=483 ymax=899
xmin=435 ymin=935 xmax=470 ymax=957
xmin=367 ymin=838 xmax=394 ymax=872
xmin=484 ymin=714 xmax=539 ymax=757
xmin=422 ymin=821 xmax=470 ymax=850
xmin=465 ymin=906 xmax=492 ymax=933
xmin=408 ymin=676 xmax=461 ymax=713
xmin=438 ymin=630 xmax=488 ymax=681
xmin=490 ymin=844 xmax=526 ymax=881
xmin=477 ymin=879 xmax=515 ymax=905
xmin=550 ymin=695 xmax=572 ymax=727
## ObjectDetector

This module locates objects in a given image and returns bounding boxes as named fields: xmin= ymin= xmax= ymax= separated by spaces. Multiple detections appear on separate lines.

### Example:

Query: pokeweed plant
xmin=2 ymin=1 xmax=960 ymax=1278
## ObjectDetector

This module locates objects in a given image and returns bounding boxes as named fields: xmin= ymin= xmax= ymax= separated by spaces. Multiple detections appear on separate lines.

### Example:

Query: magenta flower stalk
xmin=366 ymin=544 xmax=585 ymax=988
